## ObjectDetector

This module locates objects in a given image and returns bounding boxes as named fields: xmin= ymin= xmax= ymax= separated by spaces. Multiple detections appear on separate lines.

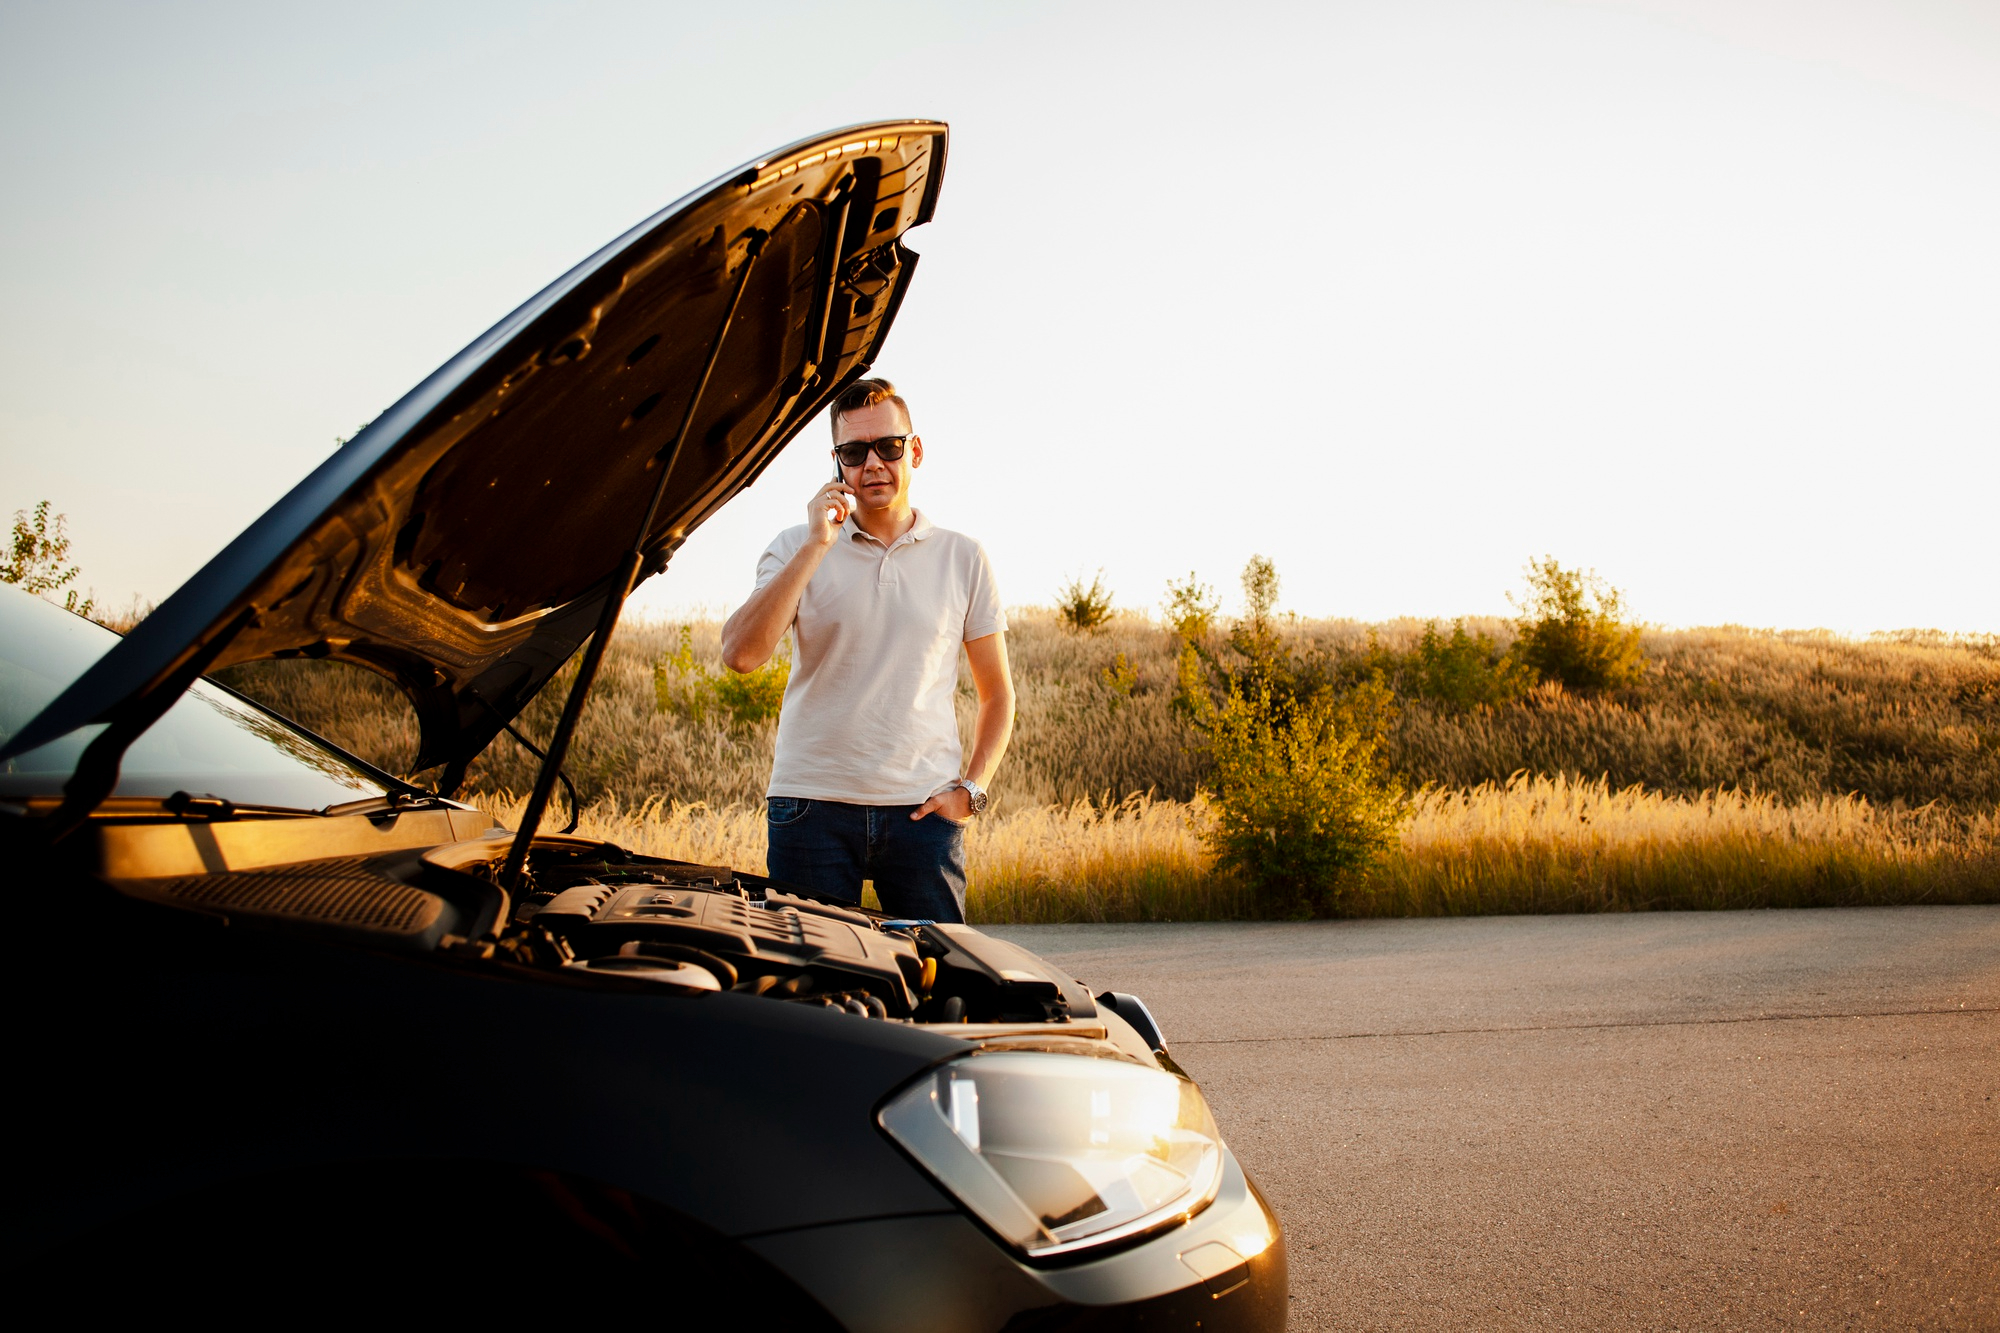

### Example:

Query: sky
xmin=2 ymin=0 xmax=1995 ymax=634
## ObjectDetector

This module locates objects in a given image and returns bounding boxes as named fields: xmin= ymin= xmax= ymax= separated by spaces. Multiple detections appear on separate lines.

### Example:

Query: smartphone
xmin=828 ymin=462 xmax=847 ymax=524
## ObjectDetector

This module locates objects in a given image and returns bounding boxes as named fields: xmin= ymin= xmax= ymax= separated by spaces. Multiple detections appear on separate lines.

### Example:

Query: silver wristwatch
xmin=956 ymin=778 xmax=989 ymax=816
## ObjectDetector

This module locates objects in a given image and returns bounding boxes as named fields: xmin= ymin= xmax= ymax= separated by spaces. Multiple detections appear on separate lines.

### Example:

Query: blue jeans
xmin=764 ymin=797 xmax=968 ymax=923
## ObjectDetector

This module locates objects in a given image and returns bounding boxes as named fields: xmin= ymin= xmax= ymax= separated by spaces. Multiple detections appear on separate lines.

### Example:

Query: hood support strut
xmin=498 ymin=229 xmax=767 ymax=893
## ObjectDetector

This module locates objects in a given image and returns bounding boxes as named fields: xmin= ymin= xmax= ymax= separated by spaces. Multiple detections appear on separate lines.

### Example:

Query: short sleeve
xmin=962 ymin=539 xmax=1007 ymax=642
xmin=754 ymin=527 xmax=801 ymax=593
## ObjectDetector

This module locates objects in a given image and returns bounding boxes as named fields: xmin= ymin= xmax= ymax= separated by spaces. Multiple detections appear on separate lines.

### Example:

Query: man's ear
xmin=909 ymin=436 xmax=923 ymax=469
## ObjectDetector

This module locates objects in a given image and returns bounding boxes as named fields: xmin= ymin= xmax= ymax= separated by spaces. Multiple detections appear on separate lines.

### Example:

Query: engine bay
xmin=92 ymin=814 xmax=1111 ymax=1032
xmin=491 ymin=841 xmax=1099 ymax=1026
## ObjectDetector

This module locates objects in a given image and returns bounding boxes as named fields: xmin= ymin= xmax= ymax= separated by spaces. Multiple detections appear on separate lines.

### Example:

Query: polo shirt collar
xmin=844 ymin=509 xmax=934 ymax=548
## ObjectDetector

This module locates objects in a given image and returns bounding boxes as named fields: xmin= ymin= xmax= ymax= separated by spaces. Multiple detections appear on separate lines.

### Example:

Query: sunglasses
xmin=833 ymin=434 xmax=911 ymax=468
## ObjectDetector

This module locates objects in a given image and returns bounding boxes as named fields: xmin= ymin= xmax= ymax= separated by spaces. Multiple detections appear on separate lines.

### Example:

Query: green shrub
xmin=1192 ymin=674 xmax=1406 ymax=916
xmin=712 ymin=652 xmax=790 ymax=726
xmin=1176 ymin=556 xmax=1408 ymax=914
xmin=1098 ymin=650 xmax=1139 ymax=705
xmin=653 ymin=626 xmax=712 ymax=721
xmin=655 ymin=625 xmax=789 ymax=728
xmin=1057 ymin=570 xmax=1115 ymax=634
xmin=1512 ymin=557 xmax=1645 ymax=691
xmin=1403 ymin=619 xmax=1536 ymax=710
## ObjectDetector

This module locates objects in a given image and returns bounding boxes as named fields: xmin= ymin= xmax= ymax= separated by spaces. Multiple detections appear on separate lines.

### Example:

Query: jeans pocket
xmin=766 ymin=797 xmax=812 ymax=828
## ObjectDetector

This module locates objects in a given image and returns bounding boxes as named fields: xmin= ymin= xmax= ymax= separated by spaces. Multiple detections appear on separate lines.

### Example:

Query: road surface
xmin=992 ymin=907 xmax=1999 ymax=1331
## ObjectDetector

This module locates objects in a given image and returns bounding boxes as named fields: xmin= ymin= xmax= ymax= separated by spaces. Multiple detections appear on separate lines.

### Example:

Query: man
xmin=720 ymin=378 xmax=1013 ymax=922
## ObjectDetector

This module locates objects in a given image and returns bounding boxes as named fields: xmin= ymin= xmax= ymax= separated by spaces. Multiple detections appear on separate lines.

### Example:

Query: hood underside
xmin=5 ymin=122 xmax=947 ymax=783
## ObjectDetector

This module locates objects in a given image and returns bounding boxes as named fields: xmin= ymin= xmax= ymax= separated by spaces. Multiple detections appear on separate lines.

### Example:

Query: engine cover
xmin=531 ymin=883 xmax=921 ymax=1010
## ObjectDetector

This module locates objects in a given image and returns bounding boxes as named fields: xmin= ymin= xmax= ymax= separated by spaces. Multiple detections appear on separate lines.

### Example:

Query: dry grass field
xmin=475 ymin=776 xmax=1997 ymax=924
xmin=218 ymin=610 xmax=2000 ymax=921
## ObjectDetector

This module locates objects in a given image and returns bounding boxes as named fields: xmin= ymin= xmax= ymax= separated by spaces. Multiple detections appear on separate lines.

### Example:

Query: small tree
xmin=1056 ymin=570 xmax=1115 ymax=634
xmin=1162 ymin=572 xmax=1219 ymax=644
xmin=3 ymin=501 xmax=91 ymax=617
xmin=1235 ymin=554 xmax=1280 ymax=651
xmin=1511 ymin=557 xmax=1644 ymax=691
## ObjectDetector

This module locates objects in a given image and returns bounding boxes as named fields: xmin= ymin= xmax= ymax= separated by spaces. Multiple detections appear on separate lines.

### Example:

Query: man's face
xmin=832 ymin=399 xmax=922 ymax=513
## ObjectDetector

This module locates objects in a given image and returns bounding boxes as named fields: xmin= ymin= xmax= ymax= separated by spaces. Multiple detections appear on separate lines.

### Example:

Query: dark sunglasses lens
xmin=836 ymin=437 xmax=906 ymax=466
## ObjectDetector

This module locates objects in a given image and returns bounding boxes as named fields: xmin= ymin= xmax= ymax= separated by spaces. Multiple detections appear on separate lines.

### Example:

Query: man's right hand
xmin=808 ymin=481 xmax=855 ymax=546
xmin=722 ymin=481 xmax=850 ymax=672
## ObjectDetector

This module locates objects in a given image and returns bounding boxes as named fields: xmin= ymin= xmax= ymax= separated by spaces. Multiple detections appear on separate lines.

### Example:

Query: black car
xmin=0 ymin=122 xmax=1286 ymax=1330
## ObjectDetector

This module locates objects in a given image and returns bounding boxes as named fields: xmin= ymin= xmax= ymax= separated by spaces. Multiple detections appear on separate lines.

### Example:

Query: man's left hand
xmin=912 ymin=785 xmax=973 ymax=822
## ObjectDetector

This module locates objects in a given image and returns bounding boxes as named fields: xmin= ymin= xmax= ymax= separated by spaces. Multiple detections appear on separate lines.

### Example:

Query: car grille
xmin=155 ymin=857 xmax=442 ymax=935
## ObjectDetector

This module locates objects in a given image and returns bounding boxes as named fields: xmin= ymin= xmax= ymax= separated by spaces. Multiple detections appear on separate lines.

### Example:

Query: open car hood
xmin=3 ymin=122 xmax=946 ymax=784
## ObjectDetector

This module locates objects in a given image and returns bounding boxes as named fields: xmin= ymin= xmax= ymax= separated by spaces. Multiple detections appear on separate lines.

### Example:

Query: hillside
xmin=218 ymin=612 xmax=2000 ymax=814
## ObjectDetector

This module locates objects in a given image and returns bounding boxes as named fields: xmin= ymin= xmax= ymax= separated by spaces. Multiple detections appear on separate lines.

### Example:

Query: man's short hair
xmin=830 ymin=377 xmax=912 ymax=439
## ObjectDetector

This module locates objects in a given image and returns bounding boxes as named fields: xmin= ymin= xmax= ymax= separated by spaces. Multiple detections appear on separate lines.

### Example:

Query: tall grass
xmin=473 ymin=790 xmax=1246 ymax=923
xmin=475 ymin=777 xmax=1997 ymax=923
xmin=1369 ymin=774 xmax=1998 ymax=916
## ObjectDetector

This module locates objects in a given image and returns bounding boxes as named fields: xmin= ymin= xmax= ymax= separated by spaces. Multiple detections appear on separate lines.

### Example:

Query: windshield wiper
xmin=322 ymin=791 xmax=456 ymax=819
xmin=43 ymin=605 xmax=259 ymax=842
xmin=152 ymin=790 xmax=319 ymax=820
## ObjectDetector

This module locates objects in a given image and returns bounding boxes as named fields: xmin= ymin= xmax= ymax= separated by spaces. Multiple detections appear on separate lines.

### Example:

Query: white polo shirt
xmin=755 ymin=510 xmax=1005 ymax=805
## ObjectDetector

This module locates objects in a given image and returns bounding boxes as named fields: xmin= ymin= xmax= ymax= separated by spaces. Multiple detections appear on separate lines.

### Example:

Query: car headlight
xmin=878 ymin=1051 xmax=1225 ymax=1259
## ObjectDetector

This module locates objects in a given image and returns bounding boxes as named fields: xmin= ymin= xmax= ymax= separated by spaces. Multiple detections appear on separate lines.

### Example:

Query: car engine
xmin=460 ymin=840 xmax=1100 ymax=1027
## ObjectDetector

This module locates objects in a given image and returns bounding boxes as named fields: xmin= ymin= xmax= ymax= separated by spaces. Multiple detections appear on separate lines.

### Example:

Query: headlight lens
xmin=878 ymin=1051 xmax=1224 ymax=1258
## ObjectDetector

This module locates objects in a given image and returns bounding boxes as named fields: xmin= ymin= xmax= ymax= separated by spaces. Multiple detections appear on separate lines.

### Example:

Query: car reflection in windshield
xmin=0 ymin=585 xmax=390 ymax=810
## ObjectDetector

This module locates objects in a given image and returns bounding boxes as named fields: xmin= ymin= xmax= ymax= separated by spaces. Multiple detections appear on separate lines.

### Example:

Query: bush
xmin=1402 ymin=619 xmax=1536 ymax=711
xmin=1056 ymin=570 xmax=1115 ymax=634
xmin=655 ymin=626 xmax=790 ymax=727
xmin=1177 ymin=556 xmax=1408 ymax=914
xmin=1193 ymin=676 xmax=1406 ymax=916
xmin=1512 ymin=557 xmax=1644 ymax=691
xmin=1098 ymin=651 xmax=1139 ymax=705
xmin=712 ymin=653 xmax=790 ymax=726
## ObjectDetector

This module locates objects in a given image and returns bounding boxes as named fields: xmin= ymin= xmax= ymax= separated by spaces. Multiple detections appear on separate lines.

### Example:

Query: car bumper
xmin=745 ymin=1150 xmax=1287 ymax=1332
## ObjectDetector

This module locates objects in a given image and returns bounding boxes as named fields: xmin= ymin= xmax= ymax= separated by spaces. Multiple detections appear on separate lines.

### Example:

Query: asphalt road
xmin=991 ymin=908 xmax=2000 ymax=1331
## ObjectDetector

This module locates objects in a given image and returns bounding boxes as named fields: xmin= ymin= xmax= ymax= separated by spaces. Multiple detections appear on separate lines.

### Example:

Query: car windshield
xmin=0 ymin=586 xmax=389 ymax=808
